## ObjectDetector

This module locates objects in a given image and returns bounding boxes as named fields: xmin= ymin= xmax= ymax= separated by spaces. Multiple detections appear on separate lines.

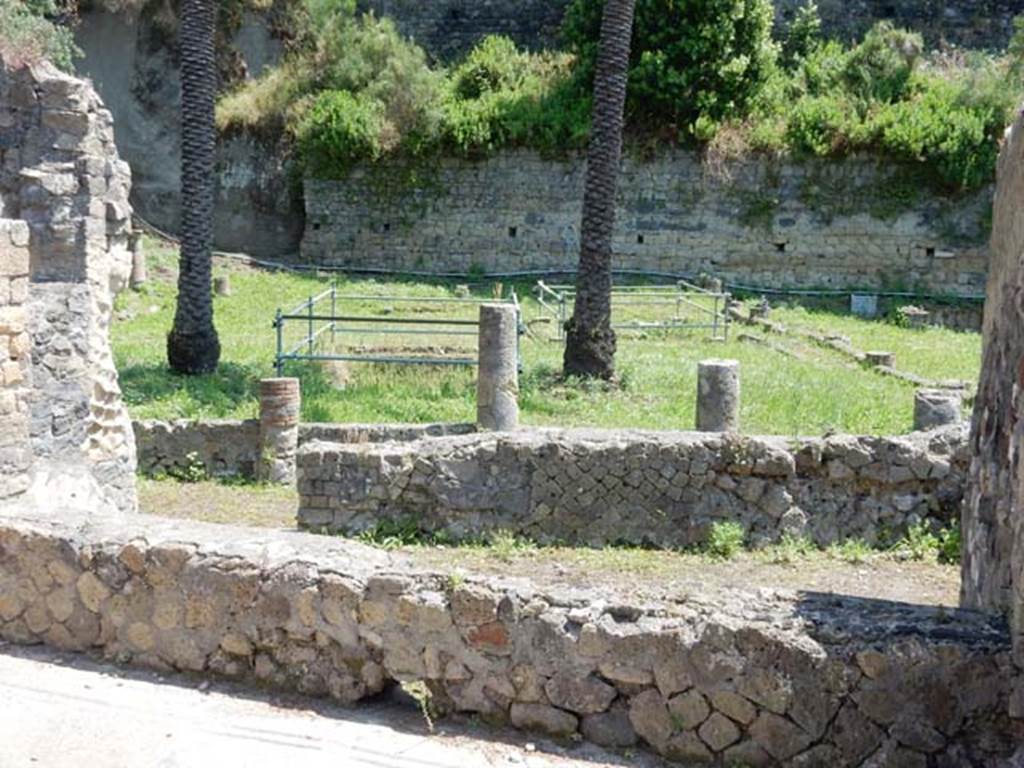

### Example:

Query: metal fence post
xmin=274 ymin=308 xmax=284 ymax=377
xmin=330 ymin=282 xmax=337 ymax=347
xmin=307 ymin=295 xmax=314 ymax=356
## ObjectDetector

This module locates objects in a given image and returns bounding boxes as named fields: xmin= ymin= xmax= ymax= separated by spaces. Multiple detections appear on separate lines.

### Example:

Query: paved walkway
xmin=0 ymin=644 xmax=662 ymax=768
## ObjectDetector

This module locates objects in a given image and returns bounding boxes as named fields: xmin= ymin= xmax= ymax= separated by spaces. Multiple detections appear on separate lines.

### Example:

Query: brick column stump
xmin=259 ymin=377 xmax=300 ymax=484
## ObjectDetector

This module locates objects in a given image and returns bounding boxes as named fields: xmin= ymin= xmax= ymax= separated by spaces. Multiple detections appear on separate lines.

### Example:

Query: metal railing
xmin=273 ymin=284 xmax=522 ymax=376
xmin=534 ymin=279 xmax=730 ymax=341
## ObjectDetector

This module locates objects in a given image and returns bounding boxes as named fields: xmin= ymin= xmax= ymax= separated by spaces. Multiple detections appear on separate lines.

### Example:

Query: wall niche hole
xmin=508 ymin=226 xmax=517 ymax=238
xmin=775 ymin=242 xmax=787 ymax=253
xmin=926 ymin=247 xmax=936 ymax=257
xmin=637 ymin=234 xmax=645 ymax=245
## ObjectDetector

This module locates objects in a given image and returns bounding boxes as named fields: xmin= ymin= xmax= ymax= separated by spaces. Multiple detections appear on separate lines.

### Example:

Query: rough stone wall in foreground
xmin=0 ymin=508 xmax=1019 ymax=766
xmin=0 ymin=60 xmax=136 ymax=514
xmin=297 ymin=427 xmax=968 ymax=548
xmin=303 ymin=152 xmax=990 ymax=295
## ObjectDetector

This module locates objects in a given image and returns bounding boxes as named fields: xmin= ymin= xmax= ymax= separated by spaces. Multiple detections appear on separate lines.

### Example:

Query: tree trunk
xmin=962 ymin=108 xmax=1024 ymax=660
xmin=168 ymin=0 xmax=221 ymax=374
xmin=562 ymin=0 xmax=636 ymax=381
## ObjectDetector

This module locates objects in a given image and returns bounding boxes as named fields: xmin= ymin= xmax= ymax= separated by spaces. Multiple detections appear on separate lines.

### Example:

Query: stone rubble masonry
xmin=301 ymin=151 xmax=990 ymax=297
xmin=961 ymin=102 xmax=1024 ymax=714
xmin=0 ymin=58 xmax=136 ymax=514
xmin=132 ymin=419 xmax=478 ymax=479
xmin=0 ymin=219 xmax=32 ymax=501
xmin=0 ymin=505 xmax=1019 ymax=765
xmin=296 ymin=425 xmax=968 ymax=548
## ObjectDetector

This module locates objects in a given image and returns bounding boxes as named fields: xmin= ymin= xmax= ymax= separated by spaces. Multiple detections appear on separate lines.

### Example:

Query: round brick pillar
xmin=696 ymin=359 xmax=740 ymax=432
xmin=477 ymin=304 xmax=519 ymax=431
xmin=259 ymin=377 xmax=300 ymax=484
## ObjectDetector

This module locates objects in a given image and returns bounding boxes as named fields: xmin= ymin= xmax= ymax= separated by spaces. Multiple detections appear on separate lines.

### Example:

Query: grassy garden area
xmin=113 ymin=236 xmax=981 ymax=435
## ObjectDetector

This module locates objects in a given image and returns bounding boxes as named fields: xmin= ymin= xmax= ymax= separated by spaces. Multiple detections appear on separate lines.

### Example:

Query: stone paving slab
xmin=0 ymin=644 xmax=658 ymax=768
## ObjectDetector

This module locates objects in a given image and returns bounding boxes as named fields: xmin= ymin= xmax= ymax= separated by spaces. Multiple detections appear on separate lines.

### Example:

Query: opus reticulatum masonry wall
xmin=0 ymin=506 xmax=1019 ymax=766
xmin=302 ymin=151 xmax=990 ymax=297
xmin=297 ymin=426 xmax=968 ymax=548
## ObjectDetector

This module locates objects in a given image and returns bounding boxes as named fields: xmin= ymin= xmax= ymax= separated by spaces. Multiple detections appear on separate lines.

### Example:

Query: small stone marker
xmin=913 ymin=388 xmax=963 ymax=431
xmin=129 ymin=233 xmax=146 ymax=290
xmin=696 ymin=359 xmax=740 ymax=432
xmin=865 ymin=351 xmax=895 ymax=368
xmin=850 ymin=294 xmax=879 ymax=318
xmin=214 ymin=275 xmax=231 ymax=297
xmin=477 ymin=303 xmax=519 ymax=431
xmin=259 ymin=377 xmax=300 ymax=484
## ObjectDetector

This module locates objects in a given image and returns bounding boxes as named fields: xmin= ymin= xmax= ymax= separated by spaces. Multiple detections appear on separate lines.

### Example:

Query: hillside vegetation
xmin=216 ymin=0 xmax=1024 ymax=192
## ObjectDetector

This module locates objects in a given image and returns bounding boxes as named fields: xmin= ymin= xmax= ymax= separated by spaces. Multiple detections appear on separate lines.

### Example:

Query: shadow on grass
xmin=118 ymin=361 xmax=262 ymax=416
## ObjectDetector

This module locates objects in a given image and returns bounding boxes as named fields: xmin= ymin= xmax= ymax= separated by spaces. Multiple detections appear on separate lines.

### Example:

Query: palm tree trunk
xmin=563 ymin=0 xmax=636 ymax=380
xmin=168 ymin=0 xmax=221 ymax=374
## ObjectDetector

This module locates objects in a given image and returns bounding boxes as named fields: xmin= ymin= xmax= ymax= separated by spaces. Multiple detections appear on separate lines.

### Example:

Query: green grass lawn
xmin=112 ymin=237 xmax=982 ymax=435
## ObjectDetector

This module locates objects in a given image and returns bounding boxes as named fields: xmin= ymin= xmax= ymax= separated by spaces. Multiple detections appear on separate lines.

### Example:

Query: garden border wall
xmin=297 ymin=425 xmax=969 ymax=548
xmin=0 ymin=505 xmax=1018 ymax=765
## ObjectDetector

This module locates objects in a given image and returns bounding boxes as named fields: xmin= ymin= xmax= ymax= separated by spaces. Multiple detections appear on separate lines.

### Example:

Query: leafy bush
xmin=842 ymin=22 xmax=922 ymax=105
xmin=704 ymin=521 xmax=746 ymax=560
xmin=782 ymin=0 xmax=823 ymax=67
xmin=785 ymin=95 xmax=850 ymax=155
xmin=296 ymin=90 xmax=384 ymax=176
xmin=562 ymin=0 xmax=778 ymax=136
xmin=0 ymin=0 xmax=79 ymax=70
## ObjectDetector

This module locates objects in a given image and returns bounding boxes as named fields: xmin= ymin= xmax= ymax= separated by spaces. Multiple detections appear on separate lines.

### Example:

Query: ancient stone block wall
xmin=132 ymin=419 xmax=478 ymax=479
xmin=302 ymin=152 xmax=990 ymax=296
xmin=297 ymin=426 xmax=968 ymax=548
xmin=0 ymin=506 xmax=1019 ymax=765
xmin=0 ymin=59 xmax=136 ymax=514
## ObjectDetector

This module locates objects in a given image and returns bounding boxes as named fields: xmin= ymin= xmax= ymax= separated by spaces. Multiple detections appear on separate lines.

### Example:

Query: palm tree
xmin=563 ymin=0 xmax=636 ymax=380
xmin=168 ymin=0 xmax=221 ymax=374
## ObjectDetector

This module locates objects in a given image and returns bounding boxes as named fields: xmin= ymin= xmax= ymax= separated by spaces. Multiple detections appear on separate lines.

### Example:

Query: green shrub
xmin=782 ymin=0 xmax=823 ymax=67
xmin=785 ymin=95 xmax=851 ymax=155
xmin=842 ymin=22 xmax=922 ymax=105
xmin=0 ymin=0 xmax=79 ymax=70
xmin=938 ymin=523 xmax=961 ymax=565
xmin=297 ymin=90 xmax=384 ymax=177
xmin=705 ymin=521 xmax=746 ymax=560
xmin=563 ymin=0 xmax=778 ymax=135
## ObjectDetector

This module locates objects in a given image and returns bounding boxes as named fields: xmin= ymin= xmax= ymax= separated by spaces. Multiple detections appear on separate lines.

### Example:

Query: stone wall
xmin=0 ymin=220 xmax=32 ymax=502
xmin=0 ymin=59 xmax=137 ymax=514
xmin=297 ymin=426 xmax=968 ymax=548
xmin=302 ymin=152 xmax=991 ymax=296
xmin=0 ymin=505 xmax=1019 ymax=765
xmin=132 ymin=419 xmax=477 ymax=478
xmin=358 ymin=0 xmax=1024 ymax=61
xmin=961 ymin=104 xmax=1024 ymax=720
